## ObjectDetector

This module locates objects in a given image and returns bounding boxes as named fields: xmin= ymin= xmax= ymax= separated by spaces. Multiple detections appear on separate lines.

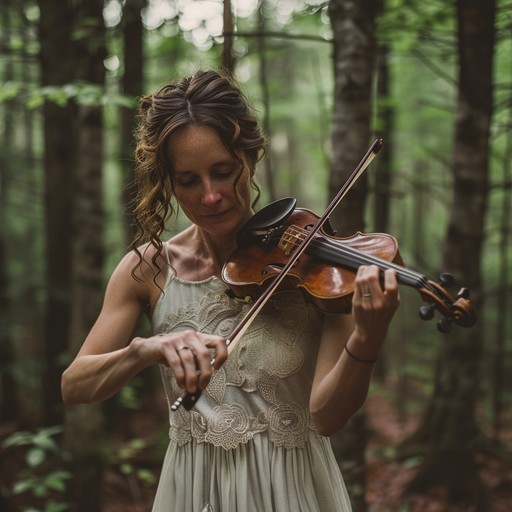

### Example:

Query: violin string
xmin=314 ymin=237 xmax=432 ymax=289
xmin=271 ymin=227 xmax=435 ymax=292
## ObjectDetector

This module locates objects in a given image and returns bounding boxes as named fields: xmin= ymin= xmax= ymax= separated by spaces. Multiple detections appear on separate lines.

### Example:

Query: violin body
xmin=223 ymin=208 xmax=404 ymax=314
xmin=221 ymin=198 xmax=476 ymax=331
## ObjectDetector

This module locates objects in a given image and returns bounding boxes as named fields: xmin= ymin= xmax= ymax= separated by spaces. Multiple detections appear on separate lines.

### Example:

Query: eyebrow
xmin=174 ymin=159 xmax=238 ymax=174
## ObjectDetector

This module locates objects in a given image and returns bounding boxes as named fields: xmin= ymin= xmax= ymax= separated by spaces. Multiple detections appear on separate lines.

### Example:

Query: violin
xmin=170 ymin=139 xmax=477 ymax=412
xmin=222 ymin=197 xmax=477 ymax=330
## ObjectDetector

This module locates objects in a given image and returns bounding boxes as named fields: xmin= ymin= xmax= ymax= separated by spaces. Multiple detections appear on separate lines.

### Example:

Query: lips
xmin=203 ymin=209 xmax=231 ymax=219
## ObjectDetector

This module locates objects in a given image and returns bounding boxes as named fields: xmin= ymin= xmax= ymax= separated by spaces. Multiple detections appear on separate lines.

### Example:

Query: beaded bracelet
xmin=344 ymin=343 xmax=379 ymax=364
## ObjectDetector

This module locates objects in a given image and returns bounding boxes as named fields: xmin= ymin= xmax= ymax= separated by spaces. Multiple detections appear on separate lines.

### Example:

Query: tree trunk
xmin=404 ymin=0 xmax=495 ymax=508
xmin=60 ymin=1 xmax=108 ymax=511
xmin=372 ymin=35 xmax=393 ymax=383
xmin=257 ymin=0 xmax=276 ymax=202
xmin=0 ymin=1 xmax=17 ymax=423
xmin=222 ymin=0 xmax=235 ymax=73
xmin=328 ymin=0 xmax=378 ymax=236
xmin=0 ymin=204 xmax=16 ymax=423
xmin=38 ymin=0 xmax=76 ymax=427
xmin=120 ymin=0 xmax=146 ymax=244
xmin=328 ymin=1 xmax=379 ymax=510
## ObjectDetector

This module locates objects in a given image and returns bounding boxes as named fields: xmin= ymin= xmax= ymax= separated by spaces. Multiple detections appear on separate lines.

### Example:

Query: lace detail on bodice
xmin=152 ymin=274 xmax=322 ymax=450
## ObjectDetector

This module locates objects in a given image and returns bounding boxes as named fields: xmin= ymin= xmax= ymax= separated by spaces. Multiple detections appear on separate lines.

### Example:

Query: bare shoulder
xmin=166 ymin=225 xmax=196 ymax=254
xmin=108 ymin=243 xmax=168 ymax=307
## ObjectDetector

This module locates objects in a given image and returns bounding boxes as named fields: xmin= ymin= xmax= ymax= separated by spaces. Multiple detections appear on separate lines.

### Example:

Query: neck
xmin=192 ymin=227 xmax=238 ymax=277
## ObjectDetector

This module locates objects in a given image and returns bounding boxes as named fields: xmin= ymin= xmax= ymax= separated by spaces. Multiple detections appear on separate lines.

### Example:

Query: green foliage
xmin=27 ymin=82 xmax=135 ymax=109
xmin=0 ymin=81 xmax=135 ymax=109
xmin=117 ymin=378 xmax=144 ymax=410
xmin=0 ymin=81 xmax=21 ymax=102
xmin=1 ymin=427 xmax=71 ymax=512
xmin=378 ymin=0 xmax=455 ymax=51
xmin=110 ymin=437 xmax=157 ymax=487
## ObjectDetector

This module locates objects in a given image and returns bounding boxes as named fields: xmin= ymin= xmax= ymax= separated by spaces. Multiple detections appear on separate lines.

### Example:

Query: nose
xmin=201 ymin=180 xmax=222 ymax=206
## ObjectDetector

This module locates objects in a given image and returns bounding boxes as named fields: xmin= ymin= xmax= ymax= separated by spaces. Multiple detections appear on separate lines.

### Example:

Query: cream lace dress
xmin=150 ymin=266 xmax=352 ymax=512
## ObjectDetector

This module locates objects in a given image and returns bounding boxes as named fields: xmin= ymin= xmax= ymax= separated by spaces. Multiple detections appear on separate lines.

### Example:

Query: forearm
xmin=310 ymin=265 xmax=399 ymax=436
xmin=61 ymin=339 xmax=150 ymax=405
xmin=309 ymin=332 xmax=381 ymax=436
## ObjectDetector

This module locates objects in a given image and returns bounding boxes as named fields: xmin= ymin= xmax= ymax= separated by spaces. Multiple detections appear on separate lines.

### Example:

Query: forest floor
xmin=1 ymin=389 xmax=512 ymax=512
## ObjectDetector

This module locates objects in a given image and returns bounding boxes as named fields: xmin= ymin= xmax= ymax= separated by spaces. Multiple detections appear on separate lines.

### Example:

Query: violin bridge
xmin=279 ymin=225 xmax=305 ymax=255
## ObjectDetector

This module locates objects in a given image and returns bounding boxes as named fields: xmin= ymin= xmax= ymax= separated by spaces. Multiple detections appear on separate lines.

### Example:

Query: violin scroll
xmin=417 ymin=275 xmax=477 ymax=333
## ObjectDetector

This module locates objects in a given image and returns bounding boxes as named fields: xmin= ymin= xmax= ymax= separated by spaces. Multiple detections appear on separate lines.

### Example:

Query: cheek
xmin=234 ymin=172 xmax=252 ymax=199
xmin=174 ymin=190 xmax=198 ymax=210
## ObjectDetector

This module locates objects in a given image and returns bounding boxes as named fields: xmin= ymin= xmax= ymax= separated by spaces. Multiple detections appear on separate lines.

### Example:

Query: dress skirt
xmin=152 ymin=432 xmax=352 ymax=512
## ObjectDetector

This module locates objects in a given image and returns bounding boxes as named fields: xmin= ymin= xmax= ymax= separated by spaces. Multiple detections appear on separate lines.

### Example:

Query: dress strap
xmin=161 ymin=241 xmax=176 ymax=290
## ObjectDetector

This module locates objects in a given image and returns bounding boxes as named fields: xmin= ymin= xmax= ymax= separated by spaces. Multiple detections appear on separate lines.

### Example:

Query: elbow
xmin=310 ymin=395 xmax=365 ymax=437
xmin=61 ymin=367 xmax=85 ymax=405
xmin=310 ymin=409 xmax=351 ymax=437
xmin=61 ymin=368 xmax=74 ymax=405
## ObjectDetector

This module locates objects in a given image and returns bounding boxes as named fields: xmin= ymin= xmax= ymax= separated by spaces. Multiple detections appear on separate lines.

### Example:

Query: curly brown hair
xmin=129 ymin=69 xmax=266 ymax=278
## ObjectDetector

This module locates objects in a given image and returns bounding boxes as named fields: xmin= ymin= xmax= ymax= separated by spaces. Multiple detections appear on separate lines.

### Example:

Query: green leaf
xmin=45 ymin=502 xmax=69 ymax=512
xmin=13 ymin=479 xmax=37 ymax=494
xmin=128 ymin=438 xmax=146 ymax=450
xmin=136 ymin=468 xmax=157 ymax=485
xmin=44 ymin=471 xmax=72 ymax=492
xmin=0 ymin=82 xmax=21 ymax=103
xmin=120 ymin=463 xmax=133 ymax=475
xmin=27 ymin=448 xmax=46 ymax=468
xmin=2 ymin=431 xmax=32 ymax=448
xmin=33 ymin=483 xmax=48 ymax=498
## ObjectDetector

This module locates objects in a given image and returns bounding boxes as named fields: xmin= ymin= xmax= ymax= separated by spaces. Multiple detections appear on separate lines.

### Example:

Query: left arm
xmin=309 ymin=265 xmax=400 ymax=436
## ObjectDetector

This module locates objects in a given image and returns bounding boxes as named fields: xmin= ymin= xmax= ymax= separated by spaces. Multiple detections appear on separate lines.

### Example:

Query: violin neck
xmin=307 ymin=237 xmax=427 ymax=290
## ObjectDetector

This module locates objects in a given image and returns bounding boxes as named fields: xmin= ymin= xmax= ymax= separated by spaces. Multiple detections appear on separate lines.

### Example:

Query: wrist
xmin=129 ymin=336 xmax=158 ymax=367
xmin=345 ymin=331 xmax=382 ymax=363
xmin=344 ymin=342 xmax=379 ymax=364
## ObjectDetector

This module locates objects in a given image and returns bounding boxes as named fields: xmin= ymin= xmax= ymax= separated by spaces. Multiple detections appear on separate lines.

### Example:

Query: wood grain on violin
xmin=223 ymin=204 xmax=476 ymax=330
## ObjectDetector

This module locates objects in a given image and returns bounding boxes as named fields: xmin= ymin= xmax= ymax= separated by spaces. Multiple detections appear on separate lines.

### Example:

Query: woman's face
xmin=167 ymin=124 xmax=254 ymax=237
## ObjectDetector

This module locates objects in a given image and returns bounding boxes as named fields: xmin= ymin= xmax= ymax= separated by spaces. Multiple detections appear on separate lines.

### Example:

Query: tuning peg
xmin=437 ymin=317 xmax=453 ymax=333
xmin=419 ymin=304 xmax=436 ymax=321
xmin=457 ymin=287 xmax=470 ymax=299
xmin=439 ymin=273 xmax=454 ymax=287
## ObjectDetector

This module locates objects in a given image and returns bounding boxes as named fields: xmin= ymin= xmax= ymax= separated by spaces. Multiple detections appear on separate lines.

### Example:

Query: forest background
xmin=0 ymin=0 xmax=511 ymax=511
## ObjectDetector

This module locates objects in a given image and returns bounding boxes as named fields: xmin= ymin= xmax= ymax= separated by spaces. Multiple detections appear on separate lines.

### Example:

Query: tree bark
xmin=257 ymin=0 xmax=276 ymax=201
xmin=61 ymin=1 xmax=108 ymax=510
xmin=328 ymin=0 xmax=378 ymax=236
xmin=38 ymin=0 xmax=76 ymax=427
xmin=222 ymin=0 xmax=235 ymax=73
xmin=120 ymin=0 xmax=146 ymax=244
xmin=328 ymin=1 xmax=379 ymax=510
xmin=372 ymin=34 xmax=393 ymax=383
xmin=404 ymin=0 xmax=496 ymax=508
xmin=0 ymin=1 xmax=17 ymax=423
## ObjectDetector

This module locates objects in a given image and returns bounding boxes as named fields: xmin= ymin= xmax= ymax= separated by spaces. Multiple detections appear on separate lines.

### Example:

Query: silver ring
xmin=363 ymin=293 xmax=372 ymax=299
xmin=177 ymin=346 xmax=190 ymax=352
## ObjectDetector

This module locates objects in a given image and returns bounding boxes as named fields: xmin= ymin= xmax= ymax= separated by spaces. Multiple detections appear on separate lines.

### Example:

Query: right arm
xmin=61 ymin=250 xmax=228 ymax=405
xmin=61 ymin=251 xmax=154 ymax=404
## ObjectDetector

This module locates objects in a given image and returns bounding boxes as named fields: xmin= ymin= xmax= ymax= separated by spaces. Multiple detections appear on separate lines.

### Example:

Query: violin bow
xmin=171 ymin=139 xmax=383 ymax=411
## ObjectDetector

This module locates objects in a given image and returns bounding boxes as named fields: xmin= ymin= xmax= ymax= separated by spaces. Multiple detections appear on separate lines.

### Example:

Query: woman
xmin=61 ymin=69 xmax=400 ymax=511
